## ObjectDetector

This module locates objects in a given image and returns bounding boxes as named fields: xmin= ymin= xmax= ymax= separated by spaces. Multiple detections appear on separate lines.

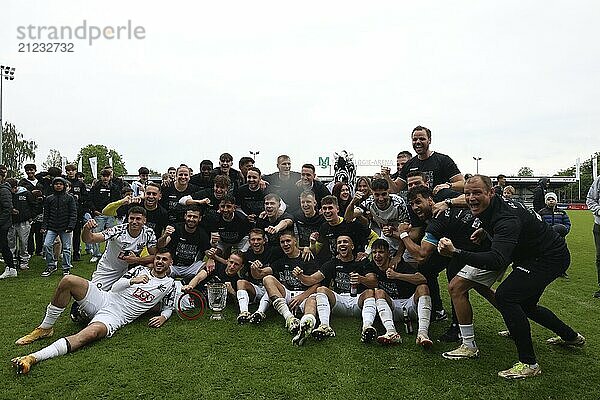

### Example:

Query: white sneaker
xmin=442 ymin=344 xmax=480 ymax=360
xmin=90 ymin=256 xmax=99 ymax=263
xmin=0 ymin=268 xmax=18 ymax=279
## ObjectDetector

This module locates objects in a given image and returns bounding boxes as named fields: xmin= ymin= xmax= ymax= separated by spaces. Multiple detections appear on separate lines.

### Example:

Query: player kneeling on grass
xmin=262 ymin=231 xmax=320 ymax=336
xmin=292 ymin=235 xmax=378 ymax=345
xmin=12 ymin=248 xmax=177 ymax=375
xmin=370 ymin=239 xmax=433 ymax=348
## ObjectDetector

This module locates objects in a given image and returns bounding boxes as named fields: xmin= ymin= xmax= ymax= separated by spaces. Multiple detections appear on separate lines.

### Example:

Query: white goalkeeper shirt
xmin=91 ymin=224 xmax=157 ymax=290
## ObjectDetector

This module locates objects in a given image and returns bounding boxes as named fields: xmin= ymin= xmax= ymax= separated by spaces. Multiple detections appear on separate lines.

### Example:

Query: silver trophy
xmin=207 ymin=283 xmax=227 ymax=320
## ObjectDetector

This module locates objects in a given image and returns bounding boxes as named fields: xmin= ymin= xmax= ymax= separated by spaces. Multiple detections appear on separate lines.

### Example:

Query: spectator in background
xmin=130 ymin=167 xmax=150 ymax=197
xmin=65 ymin=164 xmax=89 ymax=262
xmin=586 ymin=175 xmax=600 ymax=298
xmin=19 ymin=164 xmax=44 ymax=256
xmin=538 ymin=192 xmax=571 ymax=237
xmin=41 ymin=177 xmax=77 ymax=277
xmin=332 ymin=182 xmax=352 ymax=217
xmin=88 ymin=169 xmax=121 ymax=262
xmin=532 ymin=178 xmax=549 ymax=212
xmin=493 ymin=174 xmax=507 ymax=196
xmin=7 ymin=178 xmax=36 ymax=270
xmin=0 ymin=169 xmax=17 ymax=279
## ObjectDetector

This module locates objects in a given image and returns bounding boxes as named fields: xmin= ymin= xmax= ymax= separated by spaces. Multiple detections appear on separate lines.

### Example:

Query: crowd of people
xmin=0 ymin=125 xmax=592 ymax=380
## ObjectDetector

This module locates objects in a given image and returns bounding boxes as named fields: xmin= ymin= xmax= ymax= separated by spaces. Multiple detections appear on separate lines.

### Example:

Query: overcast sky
xmin=2 ymin=1 xmax=599 ymax=177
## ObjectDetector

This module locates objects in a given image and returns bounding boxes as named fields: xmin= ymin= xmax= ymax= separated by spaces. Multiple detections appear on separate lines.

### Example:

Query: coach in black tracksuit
xmin=438 ymin=175 xmax=581 ymax=377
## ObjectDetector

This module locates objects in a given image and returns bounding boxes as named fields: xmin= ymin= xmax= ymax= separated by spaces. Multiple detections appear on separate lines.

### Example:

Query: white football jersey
xmin=109 ymin=266 xmax=176 ymax=324
xmin=91 ymin=224 xmax=157 ymax=290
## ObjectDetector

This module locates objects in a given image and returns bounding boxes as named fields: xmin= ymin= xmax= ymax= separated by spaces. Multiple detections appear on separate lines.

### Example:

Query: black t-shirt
xmin=319 ymin=258 xmax=368 ymax=294
xmin=255 ymin=212 xmax=294 ymax=249
xmin=263 ymin=172 xmax=302 ymax=214
xmin=294 ymin=211 xmax=325 ymax=248
xmin=189 ymin=174 xmax=213 ymax=191
xmin=166 ymin=223 xmax=211 ymax=267
xmin=145 ymin=205 xmax=169 ymax=238
xmin=160 ymin=184 xmax=199 ymax=224
xmin=242 ymin=247 xmax=278 ymax=285
xmin=369 ymin=261 xmax=417 ymax=300
xmin=206 ymin=262 xmax=240 ymax=288
xmin=455 ymin=196 xmax=567 ymax=271
xmin=317 ymin=218 xmax=371 ymax=262
xmin=270 ymin=255 xmax=319 ymax=291
xmin=214 ymin=211 xmax=252 ymax=244
xmin=399 ymin=152 xmax=461 ymax=188
xmin=236 ymin=184 xmax=266 ymax=217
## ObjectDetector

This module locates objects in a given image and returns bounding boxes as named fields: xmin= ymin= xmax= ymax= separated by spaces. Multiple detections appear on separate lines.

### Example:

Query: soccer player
xmin=237 ymin=229 xmax=276 ymax=323
xmin=293 ymin=190 xmax=325 ymax=249
xmin=345 ymin=178 xmax=409 ymax=255
xmin=397 ymin=126 xmax=465 ymax=194
xmin=294 ymin=235 xmax=378 ymax=344
xmin=11 ymin=248 xmax=177 ymax=375
xmin=181 ymin=251 xmax=245 ymax=297
xmin=298 ymin=164 xmax=330 ymax=209
xmin=236 ymin=167 xmax=267 ymax=223
xmin=437 ymin=175 xmax=584 ymax=379
xmin=82 ymin=206 xmax=158 ymax=291
xmin=310 ymin=195 xmax=377 ymax=263
xmin=255 ymin=193 xmax=294 ymax=255
xmin=368 ymin=239 xmax=433 ymax=347
xmin=160 ymin=165 xmax=199 ymax=224
xmin=157 ymin=205 xmax=211 ymax=281
xmin=211 ymin=194 xmax=252 ymax=255
xmin=262 ymin=232 xmax=319 ymax=335
xmin=262 ymin=155 xmax=302 ymax=214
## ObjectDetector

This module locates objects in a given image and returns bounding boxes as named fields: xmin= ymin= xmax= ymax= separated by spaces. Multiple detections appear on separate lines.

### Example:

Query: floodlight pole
xmin=0 ymin=65 xmax=16 ymax=165
xmin=473 ymin=156 xmax=482 ymax=174
xmin=250 ymin=150 xmax=260 ymax=161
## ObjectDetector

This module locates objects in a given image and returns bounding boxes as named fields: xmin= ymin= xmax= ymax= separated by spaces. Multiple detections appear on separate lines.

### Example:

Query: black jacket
xmin=18 ymin=177 xmax=44 ymax=215
xmin=12 ymin=188 xmax=36 ymax=223
xmin=42 ymin=189 xmax=77 ymax=231
xmin=89 ymin=180 xmax=121 ymax=213
xmin=0 ymin=182 xmax=13 ymax=228
xmin=66 ymin=177 xmax=91 ymax=215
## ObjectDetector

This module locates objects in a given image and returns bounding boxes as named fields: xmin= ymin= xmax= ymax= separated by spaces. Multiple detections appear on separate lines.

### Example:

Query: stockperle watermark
xmin=16 ymin=20 xmax=146 ymax=53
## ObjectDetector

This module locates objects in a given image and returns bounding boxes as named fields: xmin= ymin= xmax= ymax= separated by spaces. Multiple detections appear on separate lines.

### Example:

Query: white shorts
xmin=456 ymin=264 xmax=506 ymax=288
xmin=391 ymin=295 xmax=418 ymax=321
xmin=331 ymin=292 xmax=360 ymax=317
xmin=78 ymin=282 xmax=125 ymax=337
xmin=284 ymin=289 xmax=307 ymax=313
xmin=169 ymin=260 xmax=205 ymax=280
xmin=248 ymin=283 xmax=266 ymax=303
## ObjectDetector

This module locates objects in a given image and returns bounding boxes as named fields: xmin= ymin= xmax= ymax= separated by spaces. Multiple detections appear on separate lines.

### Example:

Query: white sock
xmin=31 ymin=337 xmax=69 ymax=362
xmin=459 ymin=324 xmax=476 ymax=348
xmin=40 ymin=304 xmax=65 ymax=329
xmin=236 ymin=290 xmax=250 ymax=313
xmin=376 ymin=299 xmax=397 ymax=334
xmin=273 ymin=297 xmax=293 ymax=321
xmin=257 ymin=292 xmax=270 ymax=314
xmin=362 ymin=298 xmax=376 ymax=330
xmin=300 ymin=314 xmax=316 ymax=330
xmin=417 ymin=295 xmax=432 ymax=335
xmin=316 ymin=293 xmax=331 ymax=326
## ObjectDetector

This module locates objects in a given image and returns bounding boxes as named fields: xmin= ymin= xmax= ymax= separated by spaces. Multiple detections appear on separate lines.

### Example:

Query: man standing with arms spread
xmin=398 ymin=126 xmax=465 ymax=194
xmin=437 ymin=175 xmax=584 ymax=379
xmin=587 ymin=174 xmax=600 ymax=298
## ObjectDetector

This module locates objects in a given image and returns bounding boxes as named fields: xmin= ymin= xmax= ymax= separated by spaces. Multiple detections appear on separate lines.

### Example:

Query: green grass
xmin=1 ymin=211 xmax=599 ymax=400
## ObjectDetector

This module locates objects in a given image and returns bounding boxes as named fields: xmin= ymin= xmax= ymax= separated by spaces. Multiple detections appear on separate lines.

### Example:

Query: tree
xmin=555 ymin=152 xmax=599 ymax=201
xmin=1 ymin=122 xmax=37 ymax=178
xmin=76 ymin=144 xmax=127 ymax=184
xmin=42 ymin=149 xmax=68 ymax=171
xmin=517 ymin=166 xmax=533 ymax=177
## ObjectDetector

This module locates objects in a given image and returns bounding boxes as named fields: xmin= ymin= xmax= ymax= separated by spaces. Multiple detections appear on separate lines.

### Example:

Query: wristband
xmin=399 ymin=232 xmax=409 ymax=240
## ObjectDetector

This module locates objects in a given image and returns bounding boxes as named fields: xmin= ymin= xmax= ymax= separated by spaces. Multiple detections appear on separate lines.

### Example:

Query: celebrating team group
xmin=7 ymin=125 xmax=585 ymax=380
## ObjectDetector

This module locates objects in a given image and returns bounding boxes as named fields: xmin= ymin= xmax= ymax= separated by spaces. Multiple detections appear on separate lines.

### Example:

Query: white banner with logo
xmin=89 ymin=157 xmax=98 ymax=179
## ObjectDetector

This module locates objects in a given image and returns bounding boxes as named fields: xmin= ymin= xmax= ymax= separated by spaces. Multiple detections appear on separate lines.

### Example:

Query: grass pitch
xmin=1 ymin=211 xmax=598 ymax=400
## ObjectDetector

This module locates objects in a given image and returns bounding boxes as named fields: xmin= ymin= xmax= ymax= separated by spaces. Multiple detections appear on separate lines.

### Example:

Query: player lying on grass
xmin=290 ymin=235 xmax=378 ymax=345
xmin=12 ymin=248 xmax=177 ymax=375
